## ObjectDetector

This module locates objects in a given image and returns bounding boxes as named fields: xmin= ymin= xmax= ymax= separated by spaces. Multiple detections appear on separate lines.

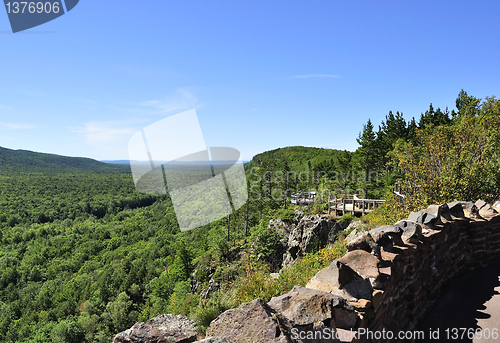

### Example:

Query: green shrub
xmin=233 ymin=240 xmax=347 ymax=305
xmin=338 ymin=212 xmax=354 ymax=226
xmin=193 ymin=292 xmax=236 ymax=333
xmin=277 ymin=208 xmax=295 ymax=222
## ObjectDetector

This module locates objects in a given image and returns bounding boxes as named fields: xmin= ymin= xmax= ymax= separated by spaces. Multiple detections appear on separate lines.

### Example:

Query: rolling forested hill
xmin=0 ymin=146 xmax=129 ymax=175
xmin=0 ymin=146 xmax=157 ymax=227
xmin=250 ymin=146 xmax=348 ymax=171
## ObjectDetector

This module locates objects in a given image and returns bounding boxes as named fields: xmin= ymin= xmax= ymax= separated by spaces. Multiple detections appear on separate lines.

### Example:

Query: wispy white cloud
xmin=286 ymin=74 xmax=341 ymax=79
xmin=0 ymin=121 xmax=37 ymax=130
xmin=140 ymin=88 xmax=199 ymax=113
xmin=72 ymin=118 xmax=151 ymax=160
xmin=72 ymin=119 xmax=144 ymax=145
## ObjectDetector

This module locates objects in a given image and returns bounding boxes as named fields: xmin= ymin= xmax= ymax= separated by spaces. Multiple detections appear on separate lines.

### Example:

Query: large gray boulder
xmin=269 ymin=286 xmax=348 ymax=342
xmin=113 ymin=314 xmax=199 ymax=343
xmin=268 ymin=286 xmax=346 ymax=326
xmin=306 ymin=260 xmax=373 ymax=302
xmin=206 ymin=299 xmax=288 ymax=343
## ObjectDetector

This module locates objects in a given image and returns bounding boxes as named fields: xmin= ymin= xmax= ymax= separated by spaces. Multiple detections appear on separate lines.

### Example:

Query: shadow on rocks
xmin=416 ymin=261 xmax=500 ymax=342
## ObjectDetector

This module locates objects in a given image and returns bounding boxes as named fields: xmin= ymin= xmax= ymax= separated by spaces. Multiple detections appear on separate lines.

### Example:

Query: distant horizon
xmin=101 ymin=159 xmax=250 ymax=165
xmin=0 ymin=143 xmax=338 ymax=164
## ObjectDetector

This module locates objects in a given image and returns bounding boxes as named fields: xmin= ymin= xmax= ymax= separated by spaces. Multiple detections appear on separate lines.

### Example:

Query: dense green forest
xmin=0 ymin=90 xmax=499 ymax=342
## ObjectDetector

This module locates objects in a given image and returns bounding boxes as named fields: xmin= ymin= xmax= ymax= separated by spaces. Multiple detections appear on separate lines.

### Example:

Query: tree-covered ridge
xmin=0 ymin=146 xmax=129 ymax=175
xmin=250 ymin=146 xmax=346 ymax=171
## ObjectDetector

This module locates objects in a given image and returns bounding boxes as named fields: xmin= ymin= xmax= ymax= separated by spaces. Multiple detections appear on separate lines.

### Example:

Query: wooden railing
xmin=328 ymin=196 xmax=385 ymax=215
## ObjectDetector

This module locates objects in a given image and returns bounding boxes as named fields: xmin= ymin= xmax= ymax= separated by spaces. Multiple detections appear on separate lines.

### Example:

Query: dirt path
xmin=416 ymin=262 xmax=500 ymax=342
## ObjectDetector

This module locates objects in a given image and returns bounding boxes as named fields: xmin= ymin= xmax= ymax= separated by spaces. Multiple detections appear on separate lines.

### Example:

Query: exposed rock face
xmin=190 ymin=256 xmax=240 ymax=300
xmin=113 ymin=314 xmax=199 ymax=343
xmin=206 ymin=299 xmax=288 ymax=343
xmin=269 ymin=212 xmax=347 ymax=269
xmin=190 ymin=264 xmax=216 ymax=295
xmin=269 ymin=287 xmax=348 ymax=343
xmin=268 ymin=286 xmax=346 ymax=326
xmin=192 ymin=212 xmax=346 ymax=300
xmin=306 ymin=260 xmax=373 ymax=301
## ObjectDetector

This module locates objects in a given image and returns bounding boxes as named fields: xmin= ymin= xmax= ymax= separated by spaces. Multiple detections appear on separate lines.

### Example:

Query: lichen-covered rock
xmin=206 ymin=299 xmax=288 ymax=343
xmin=113 ymin=314 xmax=199 ymax=343
xmin=344 ymin=220 xmax=369 ymax=243
xmin=306 ymin=260 xmax=373 ymax=301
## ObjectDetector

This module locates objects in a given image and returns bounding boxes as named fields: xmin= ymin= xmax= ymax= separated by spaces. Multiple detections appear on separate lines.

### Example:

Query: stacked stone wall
xmin=355 ymin=201 xmax=500 ymax=342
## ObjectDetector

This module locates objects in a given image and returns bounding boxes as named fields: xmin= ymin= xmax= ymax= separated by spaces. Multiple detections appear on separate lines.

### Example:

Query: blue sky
xmin=1 ymin=1 xmax=499 ymax=161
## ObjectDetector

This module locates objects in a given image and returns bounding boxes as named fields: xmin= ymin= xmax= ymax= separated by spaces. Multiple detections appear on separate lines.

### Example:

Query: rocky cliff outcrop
xmin=190 ymin=212 xmax=349 ymax=300
xmin=269 ymin=211 xmax=349 ymax=269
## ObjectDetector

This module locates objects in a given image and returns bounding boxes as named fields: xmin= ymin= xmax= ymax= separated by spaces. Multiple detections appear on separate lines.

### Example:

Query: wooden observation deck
xmin=328 ymin=194 xmax=385 ymax=216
